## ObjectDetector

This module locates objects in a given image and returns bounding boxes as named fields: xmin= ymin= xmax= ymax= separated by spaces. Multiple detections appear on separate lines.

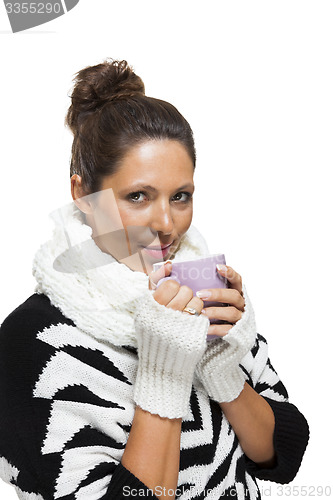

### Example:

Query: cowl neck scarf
xmin=32 ymin=201 xmax=210 ymax=348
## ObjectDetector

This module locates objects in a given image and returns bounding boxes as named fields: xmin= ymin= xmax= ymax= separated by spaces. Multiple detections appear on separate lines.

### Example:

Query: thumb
xmin=148 ymin=261 xmax=172 ymax=290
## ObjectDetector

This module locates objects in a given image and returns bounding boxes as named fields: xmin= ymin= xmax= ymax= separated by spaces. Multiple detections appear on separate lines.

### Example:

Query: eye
xmin=126 ymin=190 xmax=192 ymax=204
xmin=127 ymin=191 xmax=147 ymax=203
xmin=172 ymin=191 xmax=192 ymax=203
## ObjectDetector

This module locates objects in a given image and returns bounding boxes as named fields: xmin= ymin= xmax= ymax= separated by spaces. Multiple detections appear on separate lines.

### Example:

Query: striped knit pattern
xmin=0 ymin=293 xmax=309 ymax=500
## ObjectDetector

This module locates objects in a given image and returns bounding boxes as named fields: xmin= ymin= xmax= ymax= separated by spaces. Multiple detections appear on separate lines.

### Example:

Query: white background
xmin=0 ymin=1 xmax=332 ymax=498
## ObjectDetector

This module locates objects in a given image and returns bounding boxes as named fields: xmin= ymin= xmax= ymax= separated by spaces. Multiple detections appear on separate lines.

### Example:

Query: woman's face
xmin=75 ymin=140 xmax=195 ymax=275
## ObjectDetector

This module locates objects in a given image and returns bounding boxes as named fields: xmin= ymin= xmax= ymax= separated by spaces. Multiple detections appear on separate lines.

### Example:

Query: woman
xmin=0 ymin=59 xmax=309 ymax=500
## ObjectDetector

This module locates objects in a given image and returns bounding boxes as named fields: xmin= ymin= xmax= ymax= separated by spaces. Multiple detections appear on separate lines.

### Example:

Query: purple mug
xmin=153 ymin=254 xmax=228 ymax=341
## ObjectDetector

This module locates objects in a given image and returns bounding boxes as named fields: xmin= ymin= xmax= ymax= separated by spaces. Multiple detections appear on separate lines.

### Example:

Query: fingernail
xmin=196 ymin=290 xmax=212 ymax=299
xmin=201 ymin=309 xmax=207 ymax=314
xmin=216 ymin=264 xmax=228 ymax=272
xmin=164 ymin=260 xmax=172 ymax=266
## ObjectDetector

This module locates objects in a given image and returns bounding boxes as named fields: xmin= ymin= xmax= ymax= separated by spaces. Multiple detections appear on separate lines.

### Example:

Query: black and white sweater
xmin=0 ymin=202 xmax=309 ymax=499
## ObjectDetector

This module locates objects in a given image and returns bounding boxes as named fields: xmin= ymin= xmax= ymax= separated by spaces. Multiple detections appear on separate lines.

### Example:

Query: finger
xmin=216 ymin=265 xmax=243 ymax=294
xmin=207 ymin=323 xmax=233 ymax=337
xmin=166 ymin=285 xmax=194 ymax=311
xmin=196 ymin=287 xmax=245 ymax=310
xmin=148 ymin=261 xmax=172 ymax=290
xmin=182 ymin=296 xmax=204 ymax=316
xmin=202 ymin=305 xmax=243 ymax=323
xmin=153 ymin=279 xmax=180 ymax=305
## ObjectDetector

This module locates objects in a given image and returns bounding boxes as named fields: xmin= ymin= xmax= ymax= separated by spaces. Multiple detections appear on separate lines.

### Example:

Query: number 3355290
xmin=277 ymin=485 xmax=332 ymax=496
xmin=5 ymin=3 xmax=62 ymax=14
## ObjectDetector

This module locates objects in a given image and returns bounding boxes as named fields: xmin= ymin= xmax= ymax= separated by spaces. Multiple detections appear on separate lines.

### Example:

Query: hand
xmin=196 ymin=265 xmax=245 ymax=338
xmin=148 ymin=261 xmax=204 ymax=316
xmin=134 ymin=262 xmax=209 ymax=419
xmin=195 ymin=269 xmax=257 ymax=403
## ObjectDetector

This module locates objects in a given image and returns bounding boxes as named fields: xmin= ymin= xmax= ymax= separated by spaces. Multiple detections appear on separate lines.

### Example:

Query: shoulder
xmin=0 ymin=293 xmax=74 ymax=345
xmin=0 ymin=294 xmax=75 ymax=387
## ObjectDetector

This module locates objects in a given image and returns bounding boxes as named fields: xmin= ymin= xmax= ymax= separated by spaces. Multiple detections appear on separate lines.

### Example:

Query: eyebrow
xmin=121 ymin=183 xmax=195 ymax=194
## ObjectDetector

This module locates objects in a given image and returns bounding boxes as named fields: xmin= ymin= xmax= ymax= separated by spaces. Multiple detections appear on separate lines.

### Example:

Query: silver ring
xmin=183 ymin=307 xmax=200 ymax=316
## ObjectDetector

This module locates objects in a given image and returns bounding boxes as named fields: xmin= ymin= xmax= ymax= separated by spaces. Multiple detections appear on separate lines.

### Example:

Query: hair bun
xmin=66 ymin=59 xmax=145 ymax=134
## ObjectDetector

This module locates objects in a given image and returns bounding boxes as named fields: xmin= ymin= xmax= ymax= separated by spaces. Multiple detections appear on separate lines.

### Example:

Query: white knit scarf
xmin=32 ymin=201 xmax=210 ymax=348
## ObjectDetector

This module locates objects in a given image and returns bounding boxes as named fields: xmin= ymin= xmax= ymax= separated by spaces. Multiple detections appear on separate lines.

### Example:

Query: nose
xmin=150 ymin=199 xmax=174 ymax=235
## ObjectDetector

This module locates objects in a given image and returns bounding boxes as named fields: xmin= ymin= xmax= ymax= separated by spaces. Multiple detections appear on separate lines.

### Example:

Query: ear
xmin=70 ymin=175 xmax=94 ymax=215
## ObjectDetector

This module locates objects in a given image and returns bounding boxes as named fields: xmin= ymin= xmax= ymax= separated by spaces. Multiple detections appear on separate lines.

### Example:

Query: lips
xmin=140 ymin=241 xmax=174 ymax=260
xmin=145 ymin=242 xmax=173 ymax=250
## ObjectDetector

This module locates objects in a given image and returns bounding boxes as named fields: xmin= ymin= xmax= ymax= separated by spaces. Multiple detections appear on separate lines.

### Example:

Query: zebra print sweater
xmin=0 ymin=293 xmax=309 ymax=499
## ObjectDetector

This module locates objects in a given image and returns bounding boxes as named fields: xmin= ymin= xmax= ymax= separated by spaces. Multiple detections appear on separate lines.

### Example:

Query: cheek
xmin=174 ymin=206 xmax=193 ymax=234
xmin=116 ymin=200 xmax=170 ymax=228
xmin=116 ymin=205 xmax=149 ymax=227
xmin=92 ymin=195 xmax=124 ymax=233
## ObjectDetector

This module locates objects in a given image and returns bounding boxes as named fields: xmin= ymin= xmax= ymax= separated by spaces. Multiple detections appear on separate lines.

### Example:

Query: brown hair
xmin=65 ymin=59 xmax=196 ymax=194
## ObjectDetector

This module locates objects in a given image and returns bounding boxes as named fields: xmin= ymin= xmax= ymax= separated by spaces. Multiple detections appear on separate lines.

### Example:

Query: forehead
xmin=112 ymin=140 xmax=194 ymax=186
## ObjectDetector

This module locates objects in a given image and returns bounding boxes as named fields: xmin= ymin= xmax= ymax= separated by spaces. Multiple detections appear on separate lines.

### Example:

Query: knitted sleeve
xmin=240 ymin=334 xmax=310 ymax=484
xmin=0 ymin=294 xmax=158 ymax=499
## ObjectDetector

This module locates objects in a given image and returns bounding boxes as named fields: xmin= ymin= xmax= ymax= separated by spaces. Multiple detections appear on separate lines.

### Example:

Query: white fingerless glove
xmin=195 ymin=285 xmax=257 ymax=403
xmin=133 ymin=291 xmax=209 ymax=419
